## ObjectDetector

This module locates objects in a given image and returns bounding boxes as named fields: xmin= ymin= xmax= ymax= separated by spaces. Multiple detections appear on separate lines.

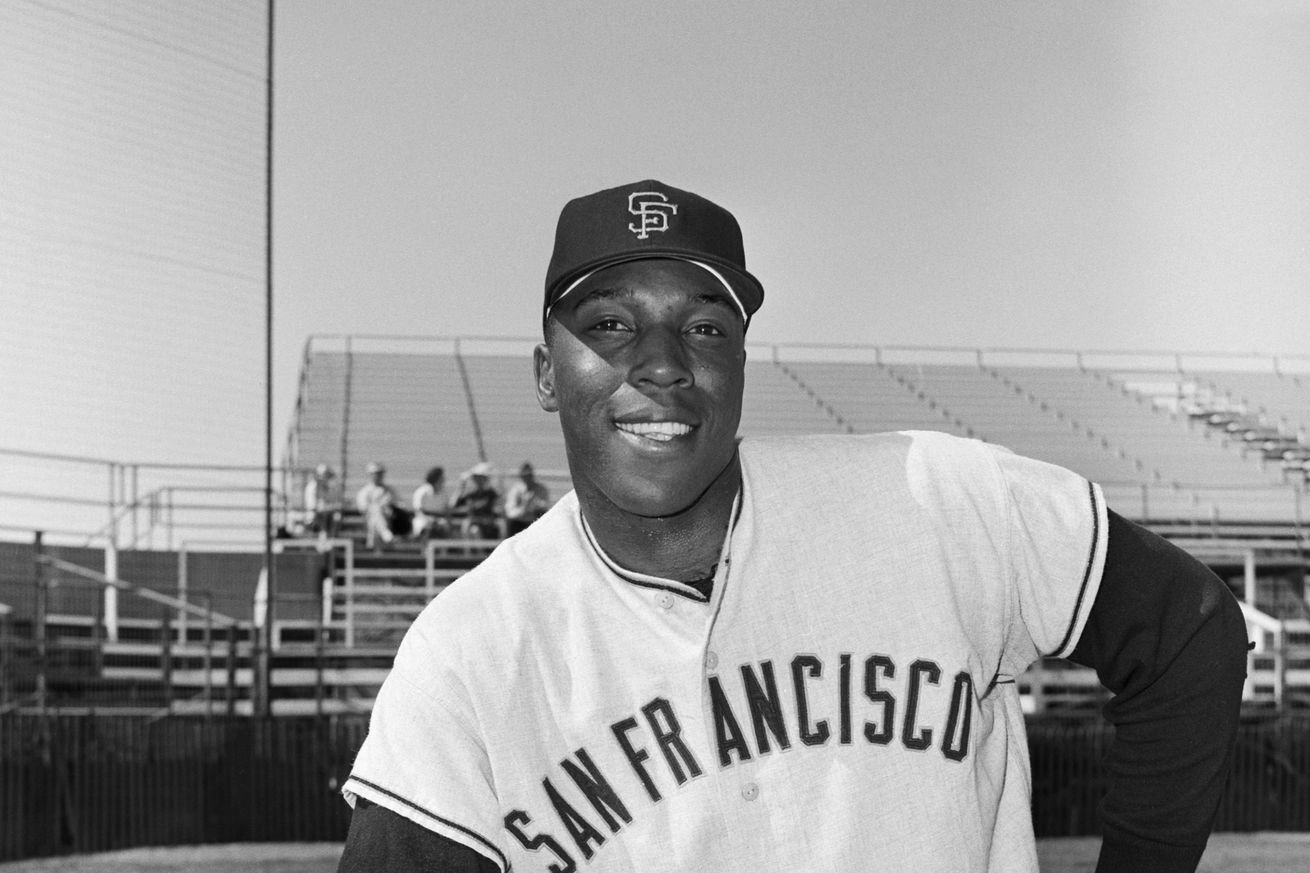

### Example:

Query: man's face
xmin=534 ymin=259 xmax=746 ymax=519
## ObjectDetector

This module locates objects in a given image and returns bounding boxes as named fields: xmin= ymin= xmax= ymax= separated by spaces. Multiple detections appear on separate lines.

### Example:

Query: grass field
xmin=1 ymin=833 xmax=1308 ymax=872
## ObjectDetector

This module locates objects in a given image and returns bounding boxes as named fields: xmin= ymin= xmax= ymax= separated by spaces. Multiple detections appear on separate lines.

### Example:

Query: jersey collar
xmin=578 ymin=491 xmax=742 ymax=604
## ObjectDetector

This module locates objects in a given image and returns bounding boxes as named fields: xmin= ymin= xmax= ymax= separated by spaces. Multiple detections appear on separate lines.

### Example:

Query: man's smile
xmin=614 ymin=420 xmax=696 ymax=442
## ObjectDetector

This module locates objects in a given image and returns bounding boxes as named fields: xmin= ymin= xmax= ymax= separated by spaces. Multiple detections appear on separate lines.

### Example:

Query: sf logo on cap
xmin=628 ymin=191 xmax=677 ymax=239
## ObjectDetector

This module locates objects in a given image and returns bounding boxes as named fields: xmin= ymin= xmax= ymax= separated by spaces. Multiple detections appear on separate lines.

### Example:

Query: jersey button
xmin=656 ymin=592 xmax=675 ymax=610
xmin=705 ymin=651 xmax=719 ymax=671
xmin=741 ymin=782 xmax=759 ymax=801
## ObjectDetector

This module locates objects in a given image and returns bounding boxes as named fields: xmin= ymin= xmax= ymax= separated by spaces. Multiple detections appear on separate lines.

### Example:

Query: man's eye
xmin=591 ymin=318 xmax=630 ymax=332
xmin=687 ymin=322 xmax=725 ymax=337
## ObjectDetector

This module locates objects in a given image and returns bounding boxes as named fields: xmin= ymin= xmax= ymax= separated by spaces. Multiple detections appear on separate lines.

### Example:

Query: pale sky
xmin=274 ymin=0 xmax=1310 ymax=365
xmin=3 ymin=0 xmax=1308 ymax=535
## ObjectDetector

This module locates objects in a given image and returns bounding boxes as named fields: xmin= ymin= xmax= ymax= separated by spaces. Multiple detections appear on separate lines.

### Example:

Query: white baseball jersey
xmin=343 ymin=431 xmax=1108 ymax=872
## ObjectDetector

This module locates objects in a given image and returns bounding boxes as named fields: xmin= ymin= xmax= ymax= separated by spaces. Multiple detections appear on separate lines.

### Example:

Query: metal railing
xmin=0 ymin=446 xmax=313 ymax=549
xmin=1 ymin=535 xmax=251 ymax=717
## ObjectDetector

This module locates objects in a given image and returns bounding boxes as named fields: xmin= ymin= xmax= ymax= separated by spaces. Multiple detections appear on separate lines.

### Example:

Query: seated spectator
xmin=355 ymin=461 xmax=412 ymax=549
xmin=300 ymin=462 xmax=342 ymax=539
xmin=504 ymin=461 xmax=549 ymax=536
xmin=449 ymin=461 xmax=501 ymax=540
xmin=411 ymin=466 xmax=450 ymax=540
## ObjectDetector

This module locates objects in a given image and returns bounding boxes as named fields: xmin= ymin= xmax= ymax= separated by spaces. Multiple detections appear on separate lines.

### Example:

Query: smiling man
xmin=537 ymin=256 xmax=746 ymax=584
xmin=338 ymin=180 xmax=1248 ymax=873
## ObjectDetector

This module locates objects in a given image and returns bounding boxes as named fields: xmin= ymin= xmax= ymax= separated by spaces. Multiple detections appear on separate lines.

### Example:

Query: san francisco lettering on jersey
xmin=504 ymin=650 xmax=977 ymax=871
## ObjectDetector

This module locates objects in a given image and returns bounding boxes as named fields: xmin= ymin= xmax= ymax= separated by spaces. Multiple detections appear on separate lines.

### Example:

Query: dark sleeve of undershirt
xmin=337 ymin=797 xmax=501 ymax=873
xmin=1067 ymin=509 xmax=1249 ymax=873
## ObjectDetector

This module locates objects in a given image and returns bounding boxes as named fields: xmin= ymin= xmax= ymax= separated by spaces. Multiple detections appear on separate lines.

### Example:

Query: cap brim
xmin=545 ymin=253 xmax=763 ymax=324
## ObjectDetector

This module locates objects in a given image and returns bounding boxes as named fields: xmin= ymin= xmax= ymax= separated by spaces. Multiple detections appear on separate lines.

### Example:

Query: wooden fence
xmin=1 ymin=712 xmax=1307 ymax=862
xmin=0 ymin=713 xmax=367 ymax=861
xmin=1028 ymin=713 xmax=1310 ymax=835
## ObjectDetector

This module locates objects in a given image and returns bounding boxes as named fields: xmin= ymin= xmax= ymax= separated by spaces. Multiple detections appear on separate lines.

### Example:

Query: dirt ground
xmin=1 ymin=833 xmax=1308 ymax=872
xmin=1037 ymin=832 xmax=1310 ymax=873
xmin=0 ymin=843 xmax=342 ymax=873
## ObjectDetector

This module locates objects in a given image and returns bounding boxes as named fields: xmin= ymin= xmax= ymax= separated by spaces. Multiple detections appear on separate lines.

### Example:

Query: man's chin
xmin=613 ymin=488 xmax=702 ymax=521
xmin=569 ymin=445 xmax=740 ymax=522
xmin=611 ymin=468 xmax=738 ymax=521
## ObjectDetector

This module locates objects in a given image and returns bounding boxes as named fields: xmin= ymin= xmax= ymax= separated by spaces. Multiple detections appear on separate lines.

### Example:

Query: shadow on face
xmin=533 ymin=259 xmax=747 ymax=518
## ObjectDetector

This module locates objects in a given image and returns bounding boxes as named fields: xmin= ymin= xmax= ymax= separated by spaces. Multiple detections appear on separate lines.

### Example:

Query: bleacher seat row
xmin=286 ymin=340 xmax=1308 ymax=526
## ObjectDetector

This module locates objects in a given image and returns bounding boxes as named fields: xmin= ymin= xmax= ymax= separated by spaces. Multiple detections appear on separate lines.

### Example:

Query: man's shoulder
xmin=735 ymin=432 xmax=1014 ymax=514
xmin=395 ymin=496 xmax=582 ymax=676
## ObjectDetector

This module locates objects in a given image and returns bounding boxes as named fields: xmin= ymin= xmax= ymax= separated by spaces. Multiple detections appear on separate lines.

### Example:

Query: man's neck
xmin=578 ymin=454 xmax=741 ymax=583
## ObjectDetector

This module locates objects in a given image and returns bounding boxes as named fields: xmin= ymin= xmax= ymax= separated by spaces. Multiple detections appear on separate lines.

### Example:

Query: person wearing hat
xmin=449 ymin=461 xmax=502 ymax=540
xmin=301 ymin=462 xmax=340 ymax=538
xmin=354 ymin=461 xmax=410 ymax=549
xmin=503 ymin=461 xmax=550 ymax=536
xmin=339 ymin=181 xmax=1247 ymax=873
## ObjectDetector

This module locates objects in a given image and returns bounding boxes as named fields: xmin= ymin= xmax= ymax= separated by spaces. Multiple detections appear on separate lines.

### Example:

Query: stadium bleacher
xmin=4 ymin=339 xmax=1308 ymax=715
xmin=738 ymin=359 xmax=853 ymax=438
xmin=285 ymin=339 xmax=1306 ymax=528
xmin=779 ymin=360 xmax=974 ymax=437
xmin=276 ymin=337 xmax=1309 ymax=711
xmin=460 ymin=347 xmax=570 ymax=475
xmin=1188 ymin=369 xmax=1310 ymax=435
xmin=290 ymin=347 xmax=480 ymax=492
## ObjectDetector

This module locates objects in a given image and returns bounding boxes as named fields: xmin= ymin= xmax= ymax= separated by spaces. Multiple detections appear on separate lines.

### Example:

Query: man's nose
xmin=629 ymin=326 xmax=693 ymax=391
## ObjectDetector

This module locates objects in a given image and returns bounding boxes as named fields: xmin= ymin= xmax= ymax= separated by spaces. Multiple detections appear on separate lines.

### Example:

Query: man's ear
xmin=534 ymin=343 xmax=559 ymax=412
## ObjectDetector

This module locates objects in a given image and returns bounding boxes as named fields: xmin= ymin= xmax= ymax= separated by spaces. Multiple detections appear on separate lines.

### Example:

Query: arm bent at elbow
xmin=1068 ymin=510 xmax=1249 ymax=873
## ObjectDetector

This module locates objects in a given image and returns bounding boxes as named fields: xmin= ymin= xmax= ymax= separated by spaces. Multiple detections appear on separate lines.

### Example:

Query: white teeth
xmin=616 ymin=421 xmax=693 ymax=442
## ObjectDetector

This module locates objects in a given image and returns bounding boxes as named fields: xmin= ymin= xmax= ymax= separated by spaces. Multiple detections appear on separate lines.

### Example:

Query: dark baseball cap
xmin=543 ymin=179 xmax=765 ymax=324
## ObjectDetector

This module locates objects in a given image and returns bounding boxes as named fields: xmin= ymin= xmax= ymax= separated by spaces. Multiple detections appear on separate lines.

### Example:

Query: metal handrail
xmin=38 ymin=555 xmax=244 ymax=628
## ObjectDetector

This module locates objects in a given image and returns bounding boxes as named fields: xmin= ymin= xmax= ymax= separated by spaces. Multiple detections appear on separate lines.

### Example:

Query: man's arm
xmin=1068 ymin=510 xmax=1249 ymax=873
xmin=337 ymin=797 xmax=500 ymax=873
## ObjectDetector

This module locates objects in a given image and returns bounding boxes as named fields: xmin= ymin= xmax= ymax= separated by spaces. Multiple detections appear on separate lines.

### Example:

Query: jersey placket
xmin=692 ymin=490 xmax=771 ymax=864
xmin=575 ymin=500 xmax=756 ymax=867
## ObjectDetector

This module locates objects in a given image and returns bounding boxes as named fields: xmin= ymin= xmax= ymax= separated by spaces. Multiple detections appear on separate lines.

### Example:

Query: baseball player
xmin=338 ymin=180 xmax=1248 ymax=872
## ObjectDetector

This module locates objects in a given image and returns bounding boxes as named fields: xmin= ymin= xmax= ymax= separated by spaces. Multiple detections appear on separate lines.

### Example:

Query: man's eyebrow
xmin=692 ymin=292 xmax=736 ymax=311
xmin=571 ymin=286 xmax=631 ymax=307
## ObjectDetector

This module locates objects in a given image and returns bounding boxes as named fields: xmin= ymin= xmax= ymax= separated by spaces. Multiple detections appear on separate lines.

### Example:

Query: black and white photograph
xmin=2 ymin=2 xmax=1308 ymax=871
